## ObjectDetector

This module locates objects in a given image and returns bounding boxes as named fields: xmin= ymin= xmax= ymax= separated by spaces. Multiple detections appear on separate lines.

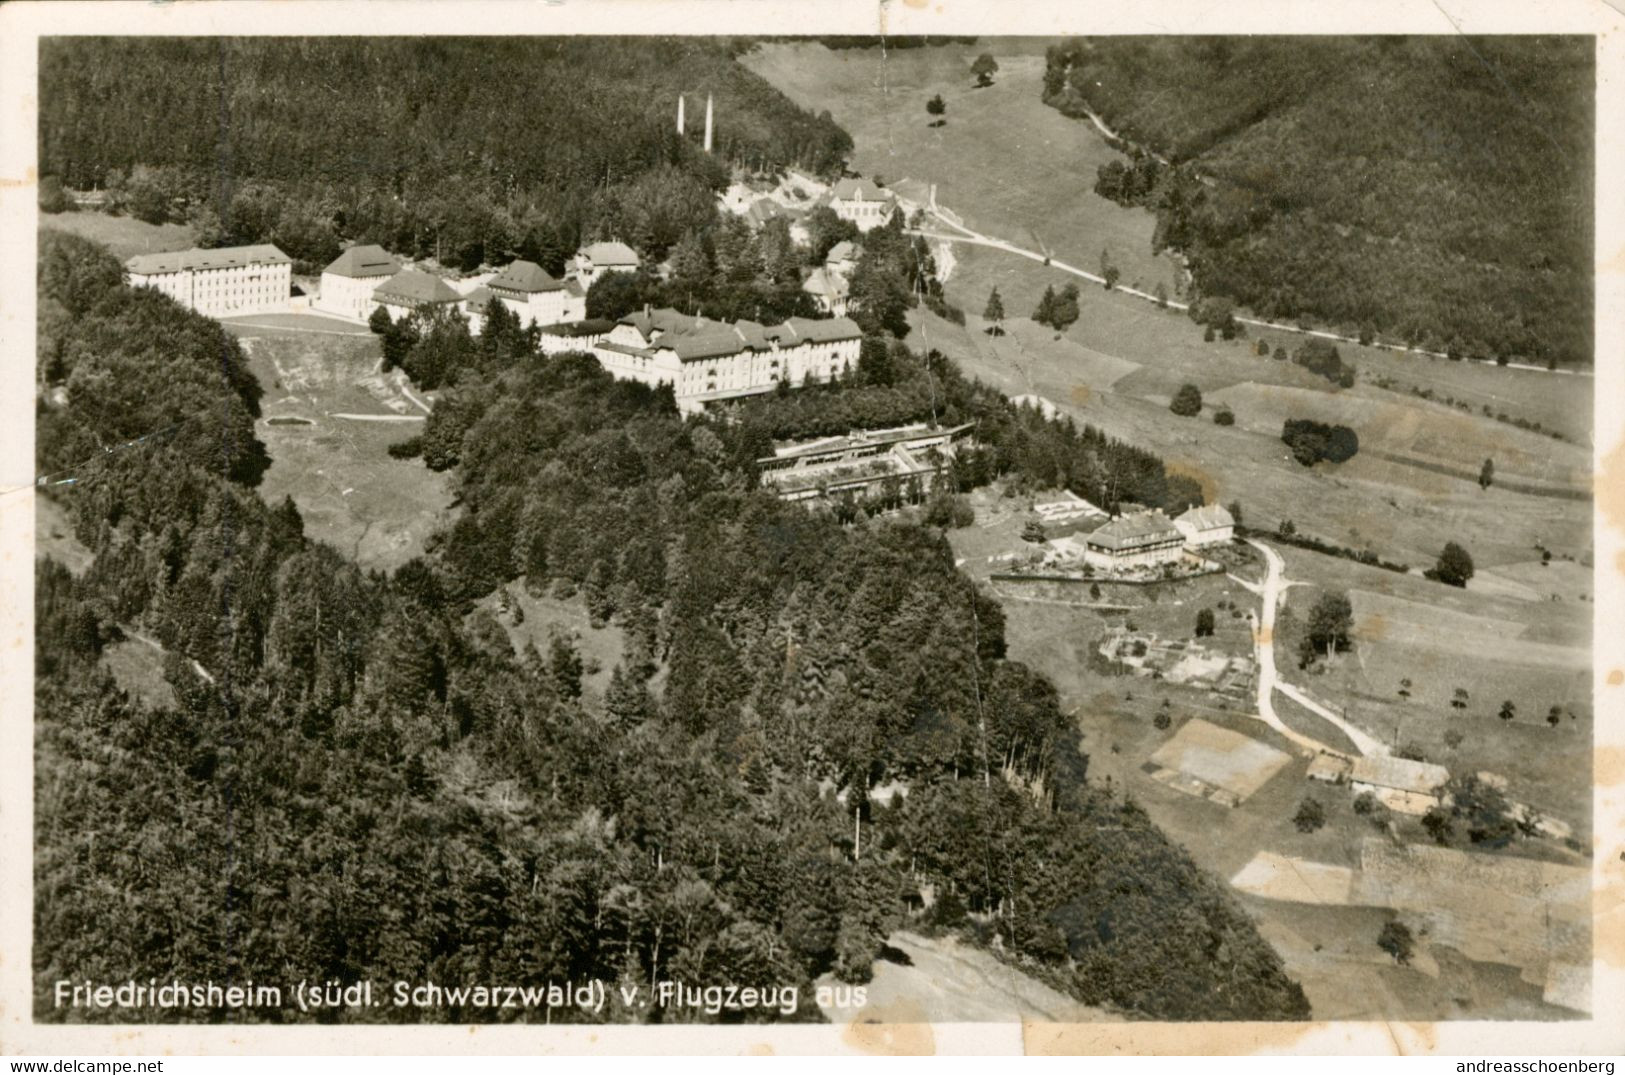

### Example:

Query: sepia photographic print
xmin=2 ymin=0 xmax=1622 ymax=1058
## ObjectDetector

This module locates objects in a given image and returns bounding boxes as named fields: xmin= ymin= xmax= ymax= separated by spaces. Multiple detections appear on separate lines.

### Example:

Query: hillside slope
xmin=1044 ymin=37 xmax=1593 ymax=367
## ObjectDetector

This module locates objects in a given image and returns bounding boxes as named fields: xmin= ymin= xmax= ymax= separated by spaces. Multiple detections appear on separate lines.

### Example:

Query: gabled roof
xmin=831 ymin=177 xmax=892 ymax=203
xmin=463 ymin=285 xmax=498 ymax=308
xmin=488 ymin=260 xmax=564 ymax=294
xmin=322 ymin=244 xmax=400 ymax=279
xmin=1177 ymin=503 xmax=1235 ymax=530
xmin=374 ymin=268 xmax=462 ymax=307
xmin=1087 ymin=511 xmax=1182 ymax=550
xmin=777 ymin=316 xmax=863 ymax=344
xmin=1350 ymin=755 xmax=1450 ymax=795
xmin=580 ymin=241 xmax=639 ymax=267
xmin=802 ymin=267 xmax=849 ymax=301
xmin=614 ymin=307 xmax=861 ymax=364
xmin=126 ymin=244 xmax=291 ymax=275
xmin=826 ymin=240 xmax=861 ymax=264
xmin=537 ymin=318 xmax=616 ymax=337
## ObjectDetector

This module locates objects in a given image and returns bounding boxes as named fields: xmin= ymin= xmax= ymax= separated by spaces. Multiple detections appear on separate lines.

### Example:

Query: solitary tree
xmin=1306 ymin=592 xmax=1354 ymax=661
xmin=1214 ymin=407 xmax=1236 ymax=426
xmin=983 ymin=287 xmax=1005 ymax=335
xmin=1547 ymin=704 xmax=1563 ymax=727
xmin=1429 ymin=542 xmax=1475 ymax=588
xmin=1293 ymin=797 xmax=1327 ymax=833
xmin=1498 ymin=699 xmax=1517 ymax=722
xmin=1227 ymin=500 xmax=1244 ymax=526
xmin=1478 ymin=458 xmax=1495 ymax=490
xmin=1099 ymin=248 xmax=1120 ymax=290
xmin=926 ymin=94 xmax=946 ymax=125
xmin=368 ymin=305 xmax=393 ymax=336
xmin=1169 ymin=383 xmax=1203 ymax=417
xmin=1195 ymin=608 xmax=1216 ymax=637
xmin=1451 ymin=687 xmax=1470 ymax=710
xmin=1422 ymin=805 xmax=1455 ymax=845
xmin=971 ymin=52 xmax=1000 ymax=87
xmin=1378 ymin=921 xmax=1415 ymax=965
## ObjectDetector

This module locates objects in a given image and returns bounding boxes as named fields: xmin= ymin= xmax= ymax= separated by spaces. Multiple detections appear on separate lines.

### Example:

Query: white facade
xmin=827 ymin=179 xmax=897 ymax=233
xmin=1174 ymin=503 xmax=1236 ymax=548
xmin=125 ymin=244 xmax=291 ymax=318
xmin=481 ymin=260 xmax=587 ymax=329
xmin=571 ymin=242 xmax=639 ymax=291
xmin=591 ymin=308 xmax=862 ymax=415
xmin=315 ymin=245 xmax=402 ymax=321
xmin=1084 ymin=510 xmax=1187 ymax=569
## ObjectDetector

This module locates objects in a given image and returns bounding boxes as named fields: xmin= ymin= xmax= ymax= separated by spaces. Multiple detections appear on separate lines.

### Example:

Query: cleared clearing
xmin=40 ymin=213 xmax=196 ymax=260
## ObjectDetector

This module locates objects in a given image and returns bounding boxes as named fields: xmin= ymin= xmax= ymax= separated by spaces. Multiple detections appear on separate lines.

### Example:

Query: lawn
xmin=245 ymin=330 xmax=452 ymax=572
xmin=39 ymin=212 xmax=196 ymax=261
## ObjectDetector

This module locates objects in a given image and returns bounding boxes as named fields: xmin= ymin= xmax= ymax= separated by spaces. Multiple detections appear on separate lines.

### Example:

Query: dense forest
xmin=34 ymin=229 xmax=1308 ymax=1023
xmin=38 ymin=38 xmax=853 ymax=272
xmin=1045 ymin=36 xmax=1593 ymax=367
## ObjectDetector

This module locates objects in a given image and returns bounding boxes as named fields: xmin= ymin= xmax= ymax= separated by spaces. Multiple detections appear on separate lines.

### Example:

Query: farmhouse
xmin=591 ymin=306 xmax=862 ymax=414
xmin=1174 ymin=503 xmax=1236 ymax=547
xmin=757 ymin=423 xmax=974 ymax=503
xmin=1348 ymin=754 xmax=1450 ymax=815
xmin=1085 ymin=510 xmax=1186 ymax=569
xmin=315 ymin=244 xmax=401 ymax=320
xmin=825 ymin=178 xmax=897 ymax=232
xmin=125 ymin=244 xmax=291 ymax=318
xmin=571 ymin=241 xmax=640 ymax=290
xmin=484 ymin=259 xmax=587 ymax=327
xmin=371 ymin=268 xmax=463 ymax=317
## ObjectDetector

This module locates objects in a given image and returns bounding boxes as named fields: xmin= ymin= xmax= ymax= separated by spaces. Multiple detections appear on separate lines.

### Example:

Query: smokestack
xmin=704 ymin=93 xmax=714 ymax=154
xmin=677 ymin=95 xmax=685 ymax=136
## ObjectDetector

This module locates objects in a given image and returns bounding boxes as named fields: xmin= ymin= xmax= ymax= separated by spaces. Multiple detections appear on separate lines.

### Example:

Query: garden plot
xmin=1144 ymin=718 xmax=1292 ymax=807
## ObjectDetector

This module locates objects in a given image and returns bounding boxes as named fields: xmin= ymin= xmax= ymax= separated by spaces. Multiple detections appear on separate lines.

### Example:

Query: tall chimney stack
xmin=677 ymin=95 xmax=685 ymax=136
xmin=704 ymin=93 xmax=714 ymax=154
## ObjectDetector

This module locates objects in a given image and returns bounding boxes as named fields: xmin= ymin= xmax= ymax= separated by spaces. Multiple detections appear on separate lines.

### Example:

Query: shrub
xmin=1292 ymin=797 xmax=1326 ymax=833
xmin=1213 ymin=407 xmax=1235 ymax=426
xmin=1281 ymin=418 xmax=1359 ymax=466
xmin=387 ymin=434 xmax=424 ymax=459
xmin=1377 ymin=921 xmax=1414 ymax=965
xmin=1170 ymin=383 xmax=1203 ymax=417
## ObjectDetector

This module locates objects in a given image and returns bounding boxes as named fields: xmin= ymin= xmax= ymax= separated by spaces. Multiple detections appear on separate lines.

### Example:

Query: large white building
xmin=471 ymin=259 xmax=587 ymax=328
xmin=1174 ymin=503 xmax=1236 ymax=547
xmin=315 ymin=244 xmax=402 ymax=320
xmin=571 ymin=242 xmax=640 ymax=291
xmin=371 ymin=268 xmax=464 ymax=318
xmin=825 ymin=178 xmax=897 ymax=232
xmin=591 ymin=307 xmax=862 ymax=415
xmin=1084 ymin=510 xmax=1187 ymax=569
xmin=758 ymin=423 xmax=974 ymax=503
xmin=125 ymin=244 xmax=291 ymax=318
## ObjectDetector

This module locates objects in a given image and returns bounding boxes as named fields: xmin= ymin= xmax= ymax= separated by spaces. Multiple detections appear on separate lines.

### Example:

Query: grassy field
xmin=472 ymin=583 xmax=630 ymax=706
xmin=39 ymin=212 xmax=195 ymax=260
xmin=34 ymin=496 xmax=92 ymax=577
xmin=244 ymin=330 xmax=452 ymax=572
xmin=916 ymin=300 xmax=1590 ymax=573
xmin=741 ymin=40 xmax=1184 ymax=299
xmin=1277 ymin=551 xmax=1592 ymax=834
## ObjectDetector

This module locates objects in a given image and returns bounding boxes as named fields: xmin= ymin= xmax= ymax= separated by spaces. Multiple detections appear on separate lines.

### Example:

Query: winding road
xmin=1232 ymin=538 xmax=1388 ymax=759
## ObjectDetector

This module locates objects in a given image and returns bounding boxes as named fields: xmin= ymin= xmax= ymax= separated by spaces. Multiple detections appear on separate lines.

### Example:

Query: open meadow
xmin=39 ymin=212 xmax=196 ymax=261
xmin=240 ymin=328 xmax=454 ymax=572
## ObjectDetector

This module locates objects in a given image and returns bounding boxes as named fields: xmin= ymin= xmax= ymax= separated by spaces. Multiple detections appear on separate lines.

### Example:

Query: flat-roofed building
xmin=1085 ymin=510 xmax=1186 ymax=569
xmin=125 ymin=244 xmax=291 ymax=318
xmin=372 ymin=268 xmax=464 ymax=317
xmin=315 ymin=244 xmax=401 ymax=320
xmin=757 ymin=423 xmax=974 ymax=503
xmin=591 ymin=306 xmax=862 ymax=415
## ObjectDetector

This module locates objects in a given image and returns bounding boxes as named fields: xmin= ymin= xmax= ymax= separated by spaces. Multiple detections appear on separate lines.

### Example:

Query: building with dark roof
xmin=315 ymin=244 xmax=402 ymax=320
xmin=476 ymin=259 xmax=587 ymax=328
xmin=1084 ymin=510 xmax=1187 ymax=569
xmin=125 ymin=244 xmax=291 ymax=318
xmin=372 ymin=268 xmax=463 ymax=314
xmin=591 ymin=306 xmax=863 ymax=415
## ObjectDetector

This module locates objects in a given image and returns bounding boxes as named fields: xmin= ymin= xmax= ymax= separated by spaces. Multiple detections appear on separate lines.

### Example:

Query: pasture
xmin=40 ymin=212 xmax=196 ymax=260
xmin=245 ymin=331 xmax=453 ymax=572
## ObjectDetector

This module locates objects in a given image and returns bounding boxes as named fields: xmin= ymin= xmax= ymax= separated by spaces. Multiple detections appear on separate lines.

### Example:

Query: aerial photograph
xmin=27 ymin=31 xmax=1597 ymax=1032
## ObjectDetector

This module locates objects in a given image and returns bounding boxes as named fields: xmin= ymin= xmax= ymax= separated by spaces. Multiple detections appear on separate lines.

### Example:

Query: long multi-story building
xmin=590 ymin=306 xmax=862 ymax=414
xmin=124 ymin=244 xmax=291 ymax=318
xmin=757 ymin=423 xmax=974 ymax=503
